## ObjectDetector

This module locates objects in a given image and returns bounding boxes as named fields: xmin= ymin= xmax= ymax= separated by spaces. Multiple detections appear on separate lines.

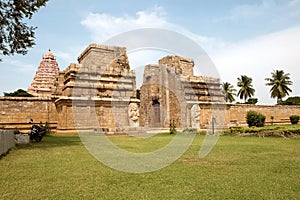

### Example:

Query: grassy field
xmin=1 ymin=134 xmax=300 ymax=199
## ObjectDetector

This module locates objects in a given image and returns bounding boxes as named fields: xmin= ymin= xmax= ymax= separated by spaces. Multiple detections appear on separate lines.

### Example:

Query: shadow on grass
xmin=21 ymin=134 xmax=83 ymax=150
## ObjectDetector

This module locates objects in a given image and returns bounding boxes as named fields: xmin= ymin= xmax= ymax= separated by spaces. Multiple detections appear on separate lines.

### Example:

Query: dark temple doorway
xmin=152 ymin=100 xmax=160 ymax=127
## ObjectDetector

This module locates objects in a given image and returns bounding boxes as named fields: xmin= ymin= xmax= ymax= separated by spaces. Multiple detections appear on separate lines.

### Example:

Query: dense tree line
xmin=4 ymin=89 xmax=33 ymax=97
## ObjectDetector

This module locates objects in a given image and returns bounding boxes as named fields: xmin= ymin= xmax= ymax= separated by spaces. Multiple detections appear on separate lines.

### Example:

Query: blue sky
xmin=1 ymin=0 xmax=300 ymax=104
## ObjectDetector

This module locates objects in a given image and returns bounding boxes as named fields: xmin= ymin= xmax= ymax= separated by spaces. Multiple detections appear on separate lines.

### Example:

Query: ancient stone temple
xmin=139 ymin=55 xmax=225 ymax=129
xmin=24 ymin=45 xmax=225 ymax=133
xmin=53 ymin=44 xmax=139 ymax=134
xmin=1 ymin=43 xmax=299 ymax=133
xmin=28 ymin=50 xmax=60 ymax=97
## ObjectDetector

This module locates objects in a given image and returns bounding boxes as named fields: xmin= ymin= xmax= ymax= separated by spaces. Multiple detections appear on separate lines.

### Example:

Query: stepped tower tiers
xmin=28 ymin=50 xmax=60 ymax=97
xmin=53 ymin=44 xmax=139 ymax=134
xmin=139 ymin=55 xmax=225 ymax=129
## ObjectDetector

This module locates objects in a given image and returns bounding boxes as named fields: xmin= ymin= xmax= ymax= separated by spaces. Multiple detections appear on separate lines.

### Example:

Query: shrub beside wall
xmin=246 ymin=111 xmax=266 ymax=127
xmin=289 ymin=115 xmax=300 ymax=124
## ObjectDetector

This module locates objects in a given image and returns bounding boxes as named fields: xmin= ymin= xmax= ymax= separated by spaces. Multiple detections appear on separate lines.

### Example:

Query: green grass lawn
xmin=1 ymin=134 xmax=300 ymax=199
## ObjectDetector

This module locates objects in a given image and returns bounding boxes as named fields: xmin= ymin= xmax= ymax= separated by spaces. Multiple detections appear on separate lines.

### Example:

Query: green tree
xmin=265 ymin=70 xmax=293 ymax=104
xmin=136 ymin=89 xmax=140 ymax=99
xmin=279 ymin=96 xmax=300 ymax=105
xmin=237 ymin=75 xmax=255 ymax=102
xmin=0 ymin=0 xmax=48 ymax=61
xmin=245 ymin=98 xmax=258 ymax=105
xmin=4 ymin=89 xmax=33 ymax=97
xmin=222 ymin=82 xmax=236 ymax=103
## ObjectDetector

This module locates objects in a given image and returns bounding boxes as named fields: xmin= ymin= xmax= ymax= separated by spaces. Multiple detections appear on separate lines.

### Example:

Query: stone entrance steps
xmin=122 ymin=127 xmax=170 ymax=136
xmin=92 ymin=127 xmax=170 ymax=136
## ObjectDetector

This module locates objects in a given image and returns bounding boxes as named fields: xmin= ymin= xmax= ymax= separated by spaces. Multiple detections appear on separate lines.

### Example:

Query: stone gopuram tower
xmin=28 ymin=50 xmax=60 ymax=97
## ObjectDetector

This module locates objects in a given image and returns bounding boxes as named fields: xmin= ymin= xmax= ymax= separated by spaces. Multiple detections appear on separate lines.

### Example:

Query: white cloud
xmin=80 ymin=7 xmax=222 ymax=52
xmin=0 ymin=59 xmax=37 ymax=95
xmin=55 ymin=51 xmax=73 ymax=64
xmin=80 ymin=6 xmax=300 ymax=105
xmin=80 ymin=6 xmax=224 ymax=76
xmin=4 ymin=59 xmax=36 ymax=72
xmin=81 ymin=6 xmax=168 ymax=42
xmin=216 ymin=0 xmax=300 ymax=22
xmin=211 ymin=26 xmax=300 ymax=104
xmin=54 ymin=45 xmax=89 ymax=69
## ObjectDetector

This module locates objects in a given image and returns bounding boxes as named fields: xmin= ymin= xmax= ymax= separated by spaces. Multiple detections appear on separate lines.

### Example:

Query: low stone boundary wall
xmin=0 ymin=122 xmax=58 ymax=134
xmin=227 ymin=104 xmax=300 ymax=126
xmin=0 ymin=129 xmax=15 ymax=156
xmin=0 ymin=97 xmax=58 ymax=133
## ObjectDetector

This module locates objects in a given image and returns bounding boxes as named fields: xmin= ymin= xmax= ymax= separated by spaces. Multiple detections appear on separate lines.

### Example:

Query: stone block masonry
xmin=226 ymin=104 xmax=300 ymax=126
xmin=53 ymin=44 xmax=139 ymax=134
xmin=0 ymin=130 xmax=15 ymax=156
xmin=140 ymin=55 xmax=224 ymax=129
xmin=1 ymin=44 xmax=300 ymax=134
xmin=197 ymin=103 xmax=300 ymax=128
xmin=0 ymin=97 xmax=58 ymax=133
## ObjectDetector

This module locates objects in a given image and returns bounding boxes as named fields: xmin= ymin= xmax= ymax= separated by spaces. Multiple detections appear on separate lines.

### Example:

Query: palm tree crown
xmin=265 ymin=70 xmax=292 ymax=103
xmin=237 ymin=75 xmax=255 ymax=102
xmin=222 ymin=82 xmax=236 ymax=103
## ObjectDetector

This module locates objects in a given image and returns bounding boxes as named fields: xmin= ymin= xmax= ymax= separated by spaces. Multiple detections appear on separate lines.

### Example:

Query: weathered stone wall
xmin=158 ymin=55 xmax=194 ymax=77
xmin=0 ymin=97 xmax=58 ymax=133
xmin=140 ymin=64 xmax=185 ymax=128
xmin=140 ymin=55 xmax=224 ymax=129
xmin=0 ymin=129 xmax=15 ymax=156
xmin=226 ymin=104 xmax=300 ymax=126
xmin=58 ymin=44 xmax=136 ymax=99
xmin=55 ymin=98 xmax=132 ymax=134
xmin=1 ymin=96 xmax=298 ymax=133
xmin=197 ymin=103 xmax=300 ymax=128
xmin=78 ymin=44 xmax=126 ymax=70
xmin=198 ymin=103 xmax=227 ymax=129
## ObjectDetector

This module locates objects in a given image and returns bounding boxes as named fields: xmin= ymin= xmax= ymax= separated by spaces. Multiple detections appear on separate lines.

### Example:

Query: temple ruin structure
xmin=139 ymin=55 xmax=224 ymax=129
xmin=22 ymin=44 xmax=226 ymax=133
xmin=2 ymin=43 xmax=267 ymax=134
xmin=52 ymin=44 xmax=139 ymax=133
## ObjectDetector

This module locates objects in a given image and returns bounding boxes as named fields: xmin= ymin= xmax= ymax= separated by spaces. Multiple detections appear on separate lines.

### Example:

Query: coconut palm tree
xmin=265 ymin=70 xmax=292 ymax=103
xmin=222 ymin=82 xmax=236 ymax=103
xmin=237 ymin=75 xmax=255 ymax=102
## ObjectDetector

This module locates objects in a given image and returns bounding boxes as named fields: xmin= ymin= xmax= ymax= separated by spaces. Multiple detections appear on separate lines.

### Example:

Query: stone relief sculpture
xmin=191 ymin=104 xmax=200 ymax=128
xmin=128 ymin=103 xmax=140 ymax=127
